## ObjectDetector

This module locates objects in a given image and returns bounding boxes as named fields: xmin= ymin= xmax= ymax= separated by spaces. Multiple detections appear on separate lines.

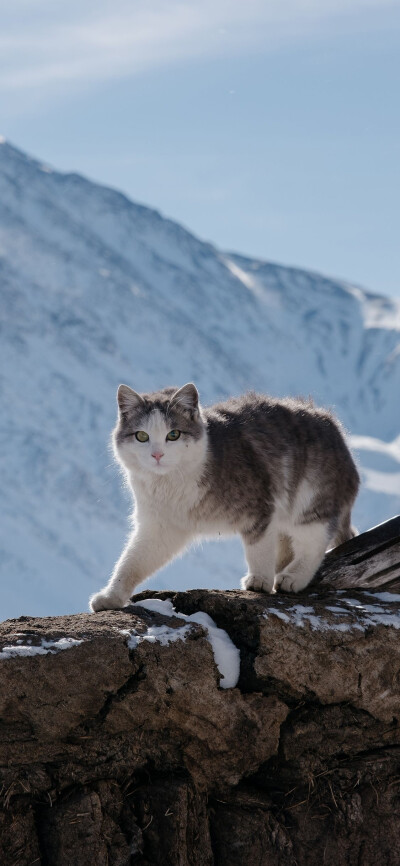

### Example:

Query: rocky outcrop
xmin=2 ymin=559 xmax=400 ymax=865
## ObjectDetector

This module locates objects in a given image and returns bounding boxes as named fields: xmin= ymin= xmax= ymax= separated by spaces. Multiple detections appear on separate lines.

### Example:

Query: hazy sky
xmin=1 ymin=0 xmax=400 ymax=297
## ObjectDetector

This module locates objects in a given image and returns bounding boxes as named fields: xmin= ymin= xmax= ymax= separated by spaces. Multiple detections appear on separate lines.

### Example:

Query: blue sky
xmin=1 ymin=0 xmax=400 ymax=297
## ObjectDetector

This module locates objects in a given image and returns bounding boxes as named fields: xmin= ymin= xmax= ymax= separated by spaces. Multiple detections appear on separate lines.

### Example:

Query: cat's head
xmin=113 ymin=383 xmax=206 ymax=476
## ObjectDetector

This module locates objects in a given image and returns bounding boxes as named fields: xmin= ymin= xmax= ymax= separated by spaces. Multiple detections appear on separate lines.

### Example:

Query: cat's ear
xmin=171 ymin=383 xmax=199 ymax=415
xmin=117 ymin=384 xmax=144 ymax=415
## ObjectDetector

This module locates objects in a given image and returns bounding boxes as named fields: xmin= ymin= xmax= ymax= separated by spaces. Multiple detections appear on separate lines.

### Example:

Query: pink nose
xmin=152 ymin=451 xmax=164 ymax=463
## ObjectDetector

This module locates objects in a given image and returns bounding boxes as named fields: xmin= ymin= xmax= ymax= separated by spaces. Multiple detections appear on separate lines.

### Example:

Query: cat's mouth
xmin=150 ymin=461 xmax=170 ymax=473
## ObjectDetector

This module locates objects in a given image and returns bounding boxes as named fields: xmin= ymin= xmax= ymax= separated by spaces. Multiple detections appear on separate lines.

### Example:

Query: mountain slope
xmin=0 ymin=140 xmax=399 ymax=621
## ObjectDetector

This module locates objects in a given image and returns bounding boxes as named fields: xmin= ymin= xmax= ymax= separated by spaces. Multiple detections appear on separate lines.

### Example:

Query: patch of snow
xmin=0 ymin=636 xmax=84 ymax=659
xmin=326 ymin=606 xmax=349 ymax=613
xmin=341 ymin=598 xmax=365 ymax=608
xmin=1 ymin=645 xmax=50 ymax=658
xmin=362 ymin=295 xmax=400 ymax=332
xmin=268 ymin=608 xmax=291 ymax=623
xmin=339 ymin=595 xmax=400 ymax=630
xmin=263 ymin=606 xmax=356 ymax=632
xmin=292 ymin=605 xmax=338 ymax=630
xmin=264 ymin=593 xmax=400 ymax=633
xmin=120 ymin=623 xmax=190 ymax=649
xmin=222 ymin=257 xmax=268 ymax=303
xmin=329 ymin=622 xmax=357 ymax=632
xmin=133 ymin=598 xmax=176 ymax=617
xmin=132 ymin=598 xmax=240 ymax=689
xmin=363 ymin=592 xmax=400 ymax=603
xmin=185 ymin=609 xmax=240 ymax=689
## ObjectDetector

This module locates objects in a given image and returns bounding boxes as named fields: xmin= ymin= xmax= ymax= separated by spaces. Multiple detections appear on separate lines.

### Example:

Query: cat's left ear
xmin=171 ymin=383 xmax=199 ymax=416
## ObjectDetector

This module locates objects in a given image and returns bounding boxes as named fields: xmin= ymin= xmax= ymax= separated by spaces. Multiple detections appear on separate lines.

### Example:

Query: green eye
xmin=166 ymin=430 xmax=181 ymax=441
xmin=135 ymin=431 xmax=149 ymax=442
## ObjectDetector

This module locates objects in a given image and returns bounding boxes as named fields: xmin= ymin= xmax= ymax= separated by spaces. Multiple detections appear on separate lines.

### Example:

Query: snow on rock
xmin=266 ymin=605 xmax=358 ymax=632
xmin=266 ymin=591 xmax=400 ymax=633
xmin=120 ymin=623 xmax=191 ymax=649
xmin=132 ymin=598 xmax=240 ymax=689
xmin=131 ymin=599 xmax=176 ymax=617
xmin=364 ymin=592 xmax=400 ymax=603
xmin=0 ymin=636 xmax=84 ymax=659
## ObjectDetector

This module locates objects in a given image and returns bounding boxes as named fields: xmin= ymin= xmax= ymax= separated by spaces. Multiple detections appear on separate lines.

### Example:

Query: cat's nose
xmin=152 ymin=451 xmax=164 ymax=463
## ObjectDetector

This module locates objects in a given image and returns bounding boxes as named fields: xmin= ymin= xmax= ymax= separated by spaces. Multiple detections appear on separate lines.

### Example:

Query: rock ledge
xmin=2 ymin=580 xmax=400 ymax=865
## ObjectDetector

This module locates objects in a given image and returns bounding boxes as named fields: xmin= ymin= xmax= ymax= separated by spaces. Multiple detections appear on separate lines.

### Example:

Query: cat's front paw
xmin=89 ymin=588 xmax=126 ymax=612
xmin=241 ymin=573 xmax=275 ymax=593
xmin=275 ymin=572 xmax=311 ymax=593
xmin=275 ymin=574 xmax=296 ymax=593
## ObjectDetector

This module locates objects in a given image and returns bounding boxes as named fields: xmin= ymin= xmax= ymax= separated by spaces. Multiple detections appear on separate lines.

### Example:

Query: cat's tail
xmin=334 ymin=511 xmax=358 ymax=547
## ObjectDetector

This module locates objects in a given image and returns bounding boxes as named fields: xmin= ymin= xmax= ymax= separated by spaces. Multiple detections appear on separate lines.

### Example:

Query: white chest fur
xmin=130 ymin=468 xmax=203 ymax=524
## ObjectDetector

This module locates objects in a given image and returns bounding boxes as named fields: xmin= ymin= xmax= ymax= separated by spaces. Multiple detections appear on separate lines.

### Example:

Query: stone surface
xmin=2 ymin=587 xmax=400 ymax=865
xmin=313 ymin=515 xmax=400 ymax=591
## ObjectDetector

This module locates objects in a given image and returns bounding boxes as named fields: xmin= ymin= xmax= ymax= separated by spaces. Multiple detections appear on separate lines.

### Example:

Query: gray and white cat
xmin=90 ymin=384 xmax=359 ymax=612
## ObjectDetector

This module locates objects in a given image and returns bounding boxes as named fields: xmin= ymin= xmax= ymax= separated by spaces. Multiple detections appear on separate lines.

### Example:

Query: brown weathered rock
xmin=313 ymin=515 xmax=400 ymax=590
xmin=2 ymin=579 xmax=400 ymax=865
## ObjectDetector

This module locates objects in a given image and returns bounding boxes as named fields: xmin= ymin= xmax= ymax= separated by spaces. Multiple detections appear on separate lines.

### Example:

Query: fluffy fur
xmin=90 ymin=383 xmax=359 ymax=611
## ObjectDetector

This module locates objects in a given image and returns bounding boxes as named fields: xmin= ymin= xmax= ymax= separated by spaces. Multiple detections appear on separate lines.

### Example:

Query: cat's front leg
xmin=90 ymin=523 xmax=190 ymax=612
xmin=241 ymin=522 xmax=277 ymax=594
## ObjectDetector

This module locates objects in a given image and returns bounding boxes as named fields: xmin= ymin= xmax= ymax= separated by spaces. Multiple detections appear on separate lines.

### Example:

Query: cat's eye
xmin=135 ymin=431 xmax=149 ymax=442
xmin=166 ymin=430 xmax=181 ymax=441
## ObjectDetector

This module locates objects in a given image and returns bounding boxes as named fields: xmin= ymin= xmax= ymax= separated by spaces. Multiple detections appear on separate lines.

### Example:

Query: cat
xmin=89 ymin=383 xmax=359 ymax=612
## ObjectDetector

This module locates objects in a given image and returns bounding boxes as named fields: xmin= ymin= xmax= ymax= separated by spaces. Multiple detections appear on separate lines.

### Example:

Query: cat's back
xmin=205 ymin=392 xmax=283 ymax=434
xmin=205 ymin=392 xmax=334 ymax=437
xmin=204 ymin=392 xmax=355 ymax=465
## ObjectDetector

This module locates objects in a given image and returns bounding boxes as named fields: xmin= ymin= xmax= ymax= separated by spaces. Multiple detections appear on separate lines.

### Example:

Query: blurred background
xmin=1 ymin=0 xmax=399 ymax=620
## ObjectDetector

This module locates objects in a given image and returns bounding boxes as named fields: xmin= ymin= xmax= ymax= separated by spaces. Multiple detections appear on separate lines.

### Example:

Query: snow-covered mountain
xmin=1 ymin=139 xmax=399 ymax=621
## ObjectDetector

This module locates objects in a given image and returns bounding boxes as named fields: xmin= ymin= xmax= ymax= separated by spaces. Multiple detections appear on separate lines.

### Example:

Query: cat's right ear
xmin=117 ymin=385 xmax=144 ymax=415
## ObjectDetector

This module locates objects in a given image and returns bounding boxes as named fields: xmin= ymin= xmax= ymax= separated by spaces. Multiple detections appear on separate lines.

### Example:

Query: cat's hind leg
xmin=241 ymin=522 xmax=278 ymax=593
xmin=275 ymin=521 xmax=331 ymax=593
